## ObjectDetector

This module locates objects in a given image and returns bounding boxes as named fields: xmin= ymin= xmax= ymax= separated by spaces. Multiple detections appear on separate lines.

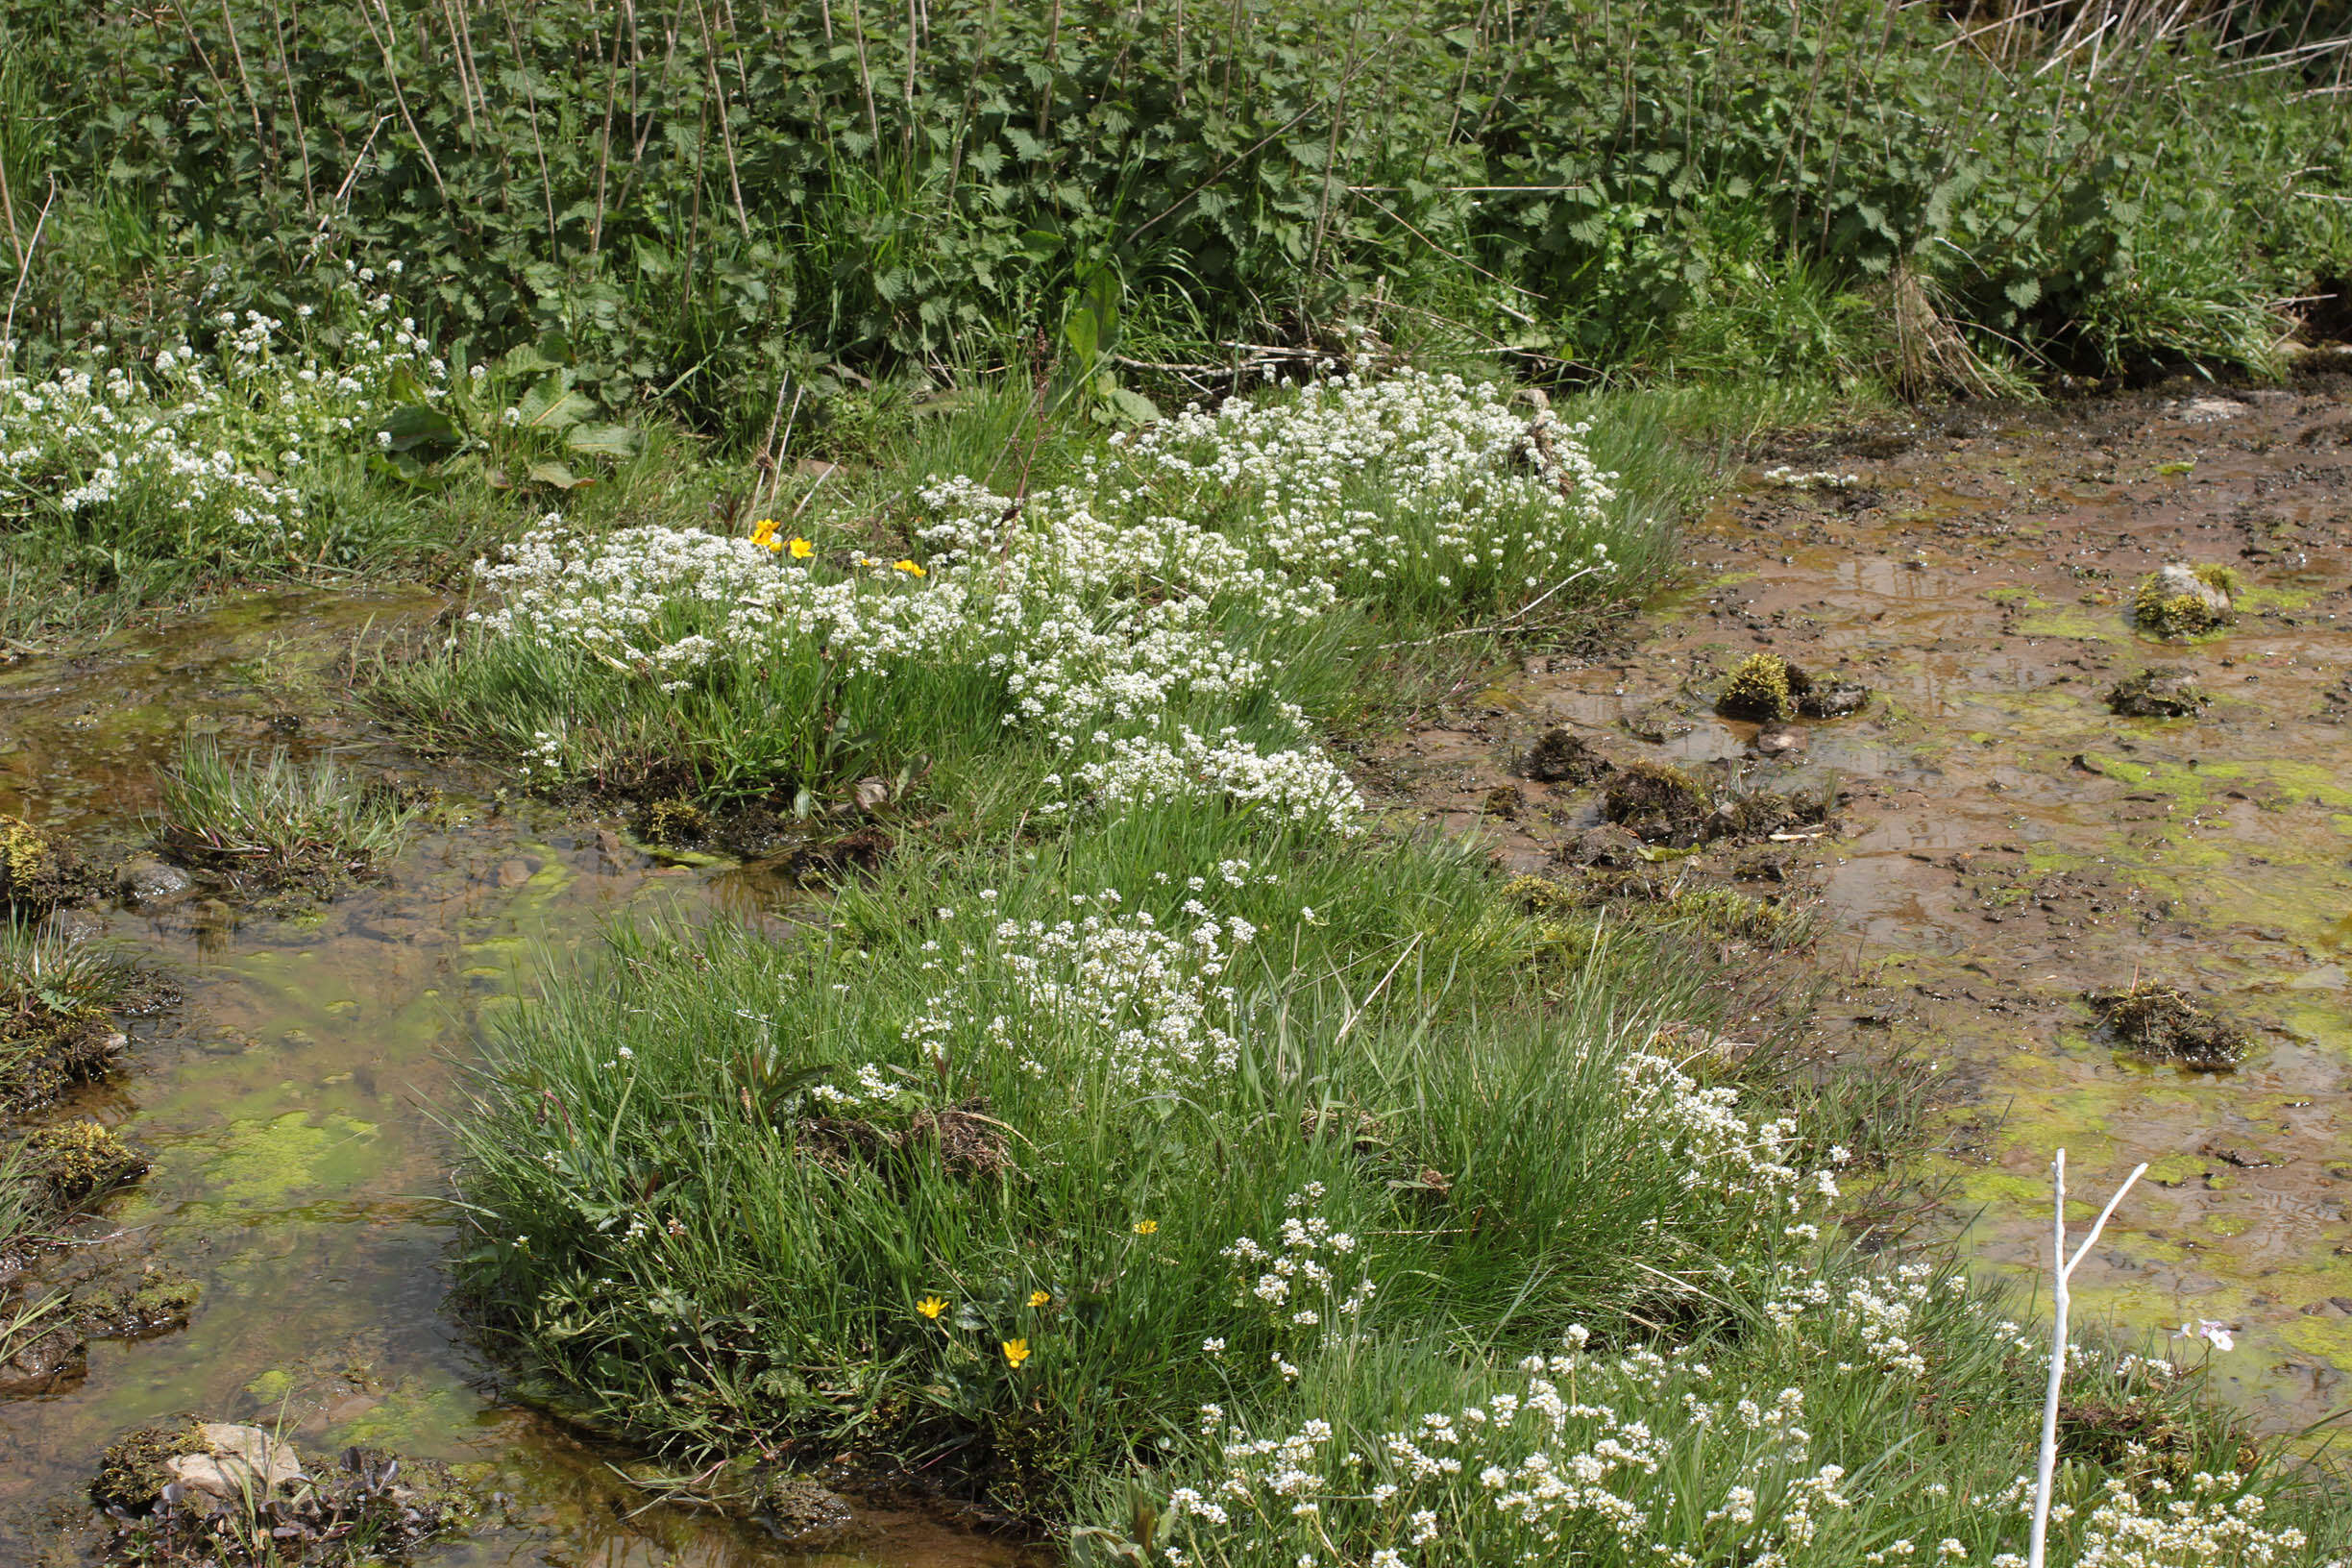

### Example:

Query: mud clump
xmin=2107 ymin=667 xmax=2210 ymax=718
xmin=1714 ymin=653 xmax=1869 ymax=722
xmin=1520 ymin=727 xmax=1614 ymax=785
xmin=2130 ymin=562 xmax=2239 ymax=637
xmin=1602 ymin=763 xmax=1834 ymax=848
xmin=1601 ymin=762 xmax=1714 ymax=845
xmin=641 ymin=795 xmax=714 ymax=848
xmin=2087 ymin=983 xmax=2249 ymax=1069
xmin=760 ymin=1471 xmax=857 ymax=1546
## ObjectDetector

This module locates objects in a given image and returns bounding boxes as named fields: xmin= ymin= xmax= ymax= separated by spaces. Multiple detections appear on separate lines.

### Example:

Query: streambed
xmin=6 ymin=378 xmax=2349 ymax=1560
xmin=0 ymin=594 xmax=1030 ymax=1566
xmin=1377 ymin=377 xmax=2352 ymax=1432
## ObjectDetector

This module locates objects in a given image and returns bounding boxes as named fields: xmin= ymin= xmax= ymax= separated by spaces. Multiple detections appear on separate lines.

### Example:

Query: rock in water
xmin=162 ymin=1424 xmax=306 ymax=1501
xmin=2106 ymin=667 xmax=2209 ymax=718
xmin=1752 ymin=723 xmax=1808 ymax=757
xmin=115 ymin=857 xmax=194 ymax=907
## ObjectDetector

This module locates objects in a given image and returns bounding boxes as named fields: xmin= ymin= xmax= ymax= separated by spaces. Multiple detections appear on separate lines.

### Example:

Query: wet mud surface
xmin=0 ymin=596 xmax=1035 ymax=1567
xmin=1373 ymin=377 xmax=2352 ymax=1430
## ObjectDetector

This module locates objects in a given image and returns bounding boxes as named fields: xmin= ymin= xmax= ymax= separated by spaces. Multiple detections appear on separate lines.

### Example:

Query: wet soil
xmin=0 ymin=594 xmax=1036 ymax=1567
xmin=1372 ymin=377 xmax=2352 ymax=1430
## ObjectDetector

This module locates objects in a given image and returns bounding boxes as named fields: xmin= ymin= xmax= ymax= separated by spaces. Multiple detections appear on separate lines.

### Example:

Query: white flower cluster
xmin=896 ymin=894 xmax=1262 ymax=1090
xmin=1164 ymin=1331 xmax=1857 ymax=1567
xmin=2074 ymin=1474 xmax=2308 ymax=1568
xmin=465 ymin=371 xmax=1614 ymax=803
xmin=1116 ymin=369 xmax=1618 ymax=603
xmin=1220 ymin=1184 xmax=1375 ymax=1341
xmin=1064 ymin=725 xmax=1366 ymax=836
xmin=1614 ymin=1038 xmax=1844 ymax=1210
xmin=1 ymin=264 xmax=440 ymax=552
xmin=1763 ymin=1260 xmax=1964 ymax=1381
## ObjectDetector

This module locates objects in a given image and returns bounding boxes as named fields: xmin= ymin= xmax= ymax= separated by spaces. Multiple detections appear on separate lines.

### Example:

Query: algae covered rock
xmin=2131 ymin=562 xmax=2238 ymax=637
xmin=2106 ymin=667 xmax=2209 ymax=718
xmin=2087 ymin=983 xmax=2248 ymax=1069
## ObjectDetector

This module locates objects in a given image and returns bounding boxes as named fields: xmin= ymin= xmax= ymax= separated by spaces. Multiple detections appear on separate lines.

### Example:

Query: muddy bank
xmin=1372 ymin=376 xmax=2352 ymax=1428
xmin=0 ymin=593 xmax=1037 ymax=1567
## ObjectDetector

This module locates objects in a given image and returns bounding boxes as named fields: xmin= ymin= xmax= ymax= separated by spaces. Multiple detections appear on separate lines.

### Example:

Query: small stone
xmin=2106 ymin=667 xmax=2209 ymax=718
xmin=115 ymin=857 xmax=194 ymax=907
xmin=163 ymin=1424 xmax=305 ymax=1501
xmin=1556 ymin=824 xmax=1646 ymax=869
xmin=1796 ymin=679 xmax=1869 ymax=720
xmin=1752 ymin=723 xmax=1808 ymax=757
xmin=495 ymin=858 xmax=533 ymax=888
xmin=852 ymin=776 xmax=892 ymax=812
xmin=1622 ymin=703 xmax=1695 ymax=744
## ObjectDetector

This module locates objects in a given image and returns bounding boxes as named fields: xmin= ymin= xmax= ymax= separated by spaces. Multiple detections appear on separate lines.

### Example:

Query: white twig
xmin=2028 ymin=1148 xmax=2147 ymax=1568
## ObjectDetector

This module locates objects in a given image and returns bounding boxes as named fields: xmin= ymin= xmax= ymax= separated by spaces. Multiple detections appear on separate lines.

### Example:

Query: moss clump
xmin=77 ymin=1265 xmax=203 ymax=1338
xmin=1716 ymin=653 xmax=1802 ymax=722
xmin=93 ymin=1422 xmax=208 ymax=1510
xmin=643 ymin=796 xmax=713 ymax=847
xmin=23 ymin=1121 xmax=147 ymax=1209
xmin=2131 ymin=563 xmax=2239 ymax=637
xmin=1 ymin=814 xmax=101 ymax=913
xmin=2086 ymin=983 xmax=2249 ymax=1069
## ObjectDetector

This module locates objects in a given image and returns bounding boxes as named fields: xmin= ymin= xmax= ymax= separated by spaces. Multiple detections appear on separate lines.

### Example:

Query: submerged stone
xmin=1622 ymin=702 xmax=1696 ymax=743
xmin=115 ymin=856 xmax=194 ymax=906
xmin=2106 ymin=667 xmax=2209 ymax=718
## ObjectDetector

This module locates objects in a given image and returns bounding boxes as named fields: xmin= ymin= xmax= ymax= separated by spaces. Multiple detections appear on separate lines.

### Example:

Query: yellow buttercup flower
xmin=893 ymin=558 xmax=926 ymax=576
xmin=750 ymin=518 xmax=783 ymax=552
xmin=1001 ymin=1337 xmax=1031 ymax=1369
xmin=917 ymin=1295 xmax=948 ymax=1320
xmin=789 ymin=536 xmax=814 ymax=559
xmin=1133 ymin=1219 xmax=1158 ymax=1236
xmin=1028 ymin=1289 xmax=1051 ymax=1308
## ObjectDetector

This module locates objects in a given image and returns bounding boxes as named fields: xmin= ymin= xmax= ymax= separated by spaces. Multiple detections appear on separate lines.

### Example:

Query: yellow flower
xmin=789 ymin=536 xmax=814 ymax=559
xmin=1028 ymin=1289 xmax=1052 ymax=1308
xmin=893 ymin=558 xmax=926 ymax=576
xmin=750 ymin=518 xmax=783 ymax=552
xmin=917 ymin=1295 xmax=948 ymax=1320
xmin=1133 ymin=1219 xmax=1159 ymax=1237
xmin=1001 ymin=1337 xmax=1031 ymax=1369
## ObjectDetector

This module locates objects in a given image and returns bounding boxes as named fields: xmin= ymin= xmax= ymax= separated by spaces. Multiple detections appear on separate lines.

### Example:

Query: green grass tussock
xmin=156 ymin=738 xmax=422 ymax=896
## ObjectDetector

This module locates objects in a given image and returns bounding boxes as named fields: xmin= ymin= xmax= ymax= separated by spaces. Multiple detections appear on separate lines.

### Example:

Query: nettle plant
xmin=0 ymin=261 xmax=440 ymax=566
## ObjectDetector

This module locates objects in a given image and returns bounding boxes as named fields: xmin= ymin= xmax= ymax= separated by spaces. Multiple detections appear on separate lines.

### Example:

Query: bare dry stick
xmin=356 ymin=0 xmax=452 ymax=205
xmin=2027 ymin=1148 xmax=2148 ymax=1568
xmin=694 ymin=0 xmax=751 ymax=239
xmin=267 ymin=0 xmax=319 ymax=212
xmin=3 ymin=177 xmax=57 ymax=363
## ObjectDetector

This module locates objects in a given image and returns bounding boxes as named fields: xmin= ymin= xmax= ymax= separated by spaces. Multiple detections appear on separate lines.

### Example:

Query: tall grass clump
xmin=156 ymin=739 xmax=421 ymax=894
xmin=0 ymin=920 xmax=141 ymax=1112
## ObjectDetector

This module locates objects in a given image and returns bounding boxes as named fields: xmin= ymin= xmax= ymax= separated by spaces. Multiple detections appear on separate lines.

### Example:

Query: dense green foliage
xmin=3 ymin=0 xmax=2346 ymax=443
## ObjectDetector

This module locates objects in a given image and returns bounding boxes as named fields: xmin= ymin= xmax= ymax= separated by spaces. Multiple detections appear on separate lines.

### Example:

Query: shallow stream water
xmin=1376 ymin=380 xmax=2352 ymax=1432
xmin=0 ymin=593 xmax=1029 ymax=1567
